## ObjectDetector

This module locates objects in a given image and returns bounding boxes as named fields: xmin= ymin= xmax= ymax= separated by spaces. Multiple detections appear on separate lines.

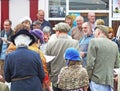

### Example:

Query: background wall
xmin=0 ymin=0 xmax=47 ymax=29
xmin=9 ymin=0 xmax=30 ymax=29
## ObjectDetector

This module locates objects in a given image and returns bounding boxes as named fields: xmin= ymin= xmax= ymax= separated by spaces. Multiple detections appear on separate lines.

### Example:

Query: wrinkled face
xmin=76 ymin=19 xmax=83 ymax=28
xmin=44 ymin=32 xmax=50 ymax=43
xmin=3 ymin=21 xmax=11 ymax=32
xmin=82 ymin=23 xmax=89 ymax=35
xmin=82 ymin=23 xmax=92 ymax=35
xmin=88 ymin=13 xmax=95 ymax=23
xmin=37 ymin=11 xmax=44 ymax=22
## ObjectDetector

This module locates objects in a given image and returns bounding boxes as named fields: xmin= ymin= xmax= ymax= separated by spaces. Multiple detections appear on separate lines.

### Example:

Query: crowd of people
xmin=0 ymin=9 xmax=120 ymax=91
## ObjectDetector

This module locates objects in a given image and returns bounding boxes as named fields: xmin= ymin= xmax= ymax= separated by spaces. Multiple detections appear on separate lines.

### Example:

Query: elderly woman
xmin=7 ymin=24 xmax=51 ymax=91
xmin=57 ymin=47 xmax=89 ymax=91
xmin=4 ymin=29 xmax=45 ymax=91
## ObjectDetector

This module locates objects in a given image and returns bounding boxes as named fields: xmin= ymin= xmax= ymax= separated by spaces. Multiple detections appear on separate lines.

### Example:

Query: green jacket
xmin=86 ymin=37 xmax=119 ymax=88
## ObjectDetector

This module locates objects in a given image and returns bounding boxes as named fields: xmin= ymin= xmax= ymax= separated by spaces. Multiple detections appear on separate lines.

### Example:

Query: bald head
xmin=88 ymin=12 xmax=95 ymax=23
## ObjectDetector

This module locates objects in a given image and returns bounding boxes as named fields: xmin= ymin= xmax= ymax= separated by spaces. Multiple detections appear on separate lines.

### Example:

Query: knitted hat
xmin=64 ymin=47 xmax=81 ymax=61
xmin=30 ymin=29 xmax=44 ymax=44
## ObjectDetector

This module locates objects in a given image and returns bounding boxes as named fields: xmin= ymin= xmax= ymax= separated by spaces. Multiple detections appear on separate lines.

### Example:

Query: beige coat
xmin=118 ymin=68 xmax=120 ymax=91
xmin=46 ymin=34 xmax=79 ymax=86
xmin=0 ymin=82 xmax=9 ymax=91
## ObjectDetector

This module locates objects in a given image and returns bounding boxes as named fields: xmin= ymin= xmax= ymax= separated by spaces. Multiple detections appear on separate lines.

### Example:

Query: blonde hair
xmin=65 ymin=15 xmax=73 ymax=27
xmin=95 ymin=19 xmax=105 ymax=26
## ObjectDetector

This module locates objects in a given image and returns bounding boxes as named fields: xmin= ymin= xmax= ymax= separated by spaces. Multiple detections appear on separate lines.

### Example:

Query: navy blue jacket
xmin=4 ymin=47 xmax=45 ymax=91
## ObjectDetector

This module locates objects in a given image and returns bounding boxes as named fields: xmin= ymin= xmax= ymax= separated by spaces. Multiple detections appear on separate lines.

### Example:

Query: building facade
xmin=0 ymin=0 xmax=120 ymax=35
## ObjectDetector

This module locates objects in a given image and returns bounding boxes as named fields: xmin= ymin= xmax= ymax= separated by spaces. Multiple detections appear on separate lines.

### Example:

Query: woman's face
xmin=108 ymin=32 xmax=113 ymax=39
xmin=65 ymin=18 xmax=72 ymax=26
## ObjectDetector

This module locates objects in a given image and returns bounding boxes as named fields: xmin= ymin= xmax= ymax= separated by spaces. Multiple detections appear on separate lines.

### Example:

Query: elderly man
xmin=0 ymin=19 xmax=14 ymax=76
xmin=71 ymin=16 xmax=84 ymax=40
xmin=86 ymin=25 xmax=119 ymax=91
xmin=46 ymin=22 xmax=79 ymax=91
xmin=87 ymin=12 xmax=96 ymax=32
xmin=36 ymin=9 xmax=53 ymax=33
xmin=79 ymin=22 xmax=94 ymax=67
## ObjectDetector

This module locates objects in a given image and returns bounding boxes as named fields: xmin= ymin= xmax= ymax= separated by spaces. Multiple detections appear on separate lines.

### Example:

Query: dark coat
xmin=0 ymin=29 xmax=14 ymax=54
xmin=4 ymin=47 xmax=45 ymax=91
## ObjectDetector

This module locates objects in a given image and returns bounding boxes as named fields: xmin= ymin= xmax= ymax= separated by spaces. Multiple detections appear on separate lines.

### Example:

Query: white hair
xmin=20 ymin=16 xmax=32 ymax=24
xmin=14 ymin=34 xmax=32 ymax=47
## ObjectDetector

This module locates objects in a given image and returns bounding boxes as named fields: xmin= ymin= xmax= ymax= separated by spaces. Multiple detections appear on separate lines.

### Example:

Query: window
xmin=49 ymin=0 xmax=66 ymax=18
xmin=48 ymin=0 xmax=116 ymax=33
xmin=69 ymin=0 xmax=109 ymax=10
xmin=112 ymin=0 xmax=120 ymax=18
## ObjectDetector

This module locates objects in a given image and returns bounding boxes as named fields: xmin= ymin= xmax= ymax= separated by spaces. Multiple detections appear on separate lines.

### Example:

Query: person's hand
xmin=43 ymin=81 xmax=53 ymax=91
xmin=1 ymin=37 xmax=7 ymax=43
xmin=0 ymin=75 xmax=5 ymax=83
xmin=1 ymin=37 xmax=11 ymax=44
xmin=80 ymin=52 xmax=85 ymax=57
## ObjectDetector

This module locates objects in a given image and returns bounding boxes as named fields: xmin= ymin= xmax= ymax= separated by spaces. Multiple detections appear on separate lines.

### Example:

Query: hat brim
xmin=11 ymin=29 xmax=35 ymax=46
xmin=95 ymin=25 xmax=109 ymax=35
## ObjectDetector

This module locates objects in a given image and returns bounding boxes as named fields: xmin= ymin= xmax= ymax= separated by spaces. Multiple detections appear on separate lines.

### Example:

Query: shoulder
xmin=89 ymin=38 xmax=102 ymax=43
xmin=28 ymin=49 xmax=40 ymax=56
xmin=49 ymin=34 xmax=57 ymax=42
xmin=71 ymin=39 xmax=79 ymax=43
xmin=71 ymin=26 xmax=77 ymax=31
xmin=43 ymin=20 xmax=51 ymax=24
xmin=63 ymin=39 xmax=79 ymax=46
xmin=81 ymin=67 xmax=87 ymax=73
xmin=109 ymin=39 xmax=118 ymax=47
xmin=60 ymin=66 xmax=69 ymax=73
